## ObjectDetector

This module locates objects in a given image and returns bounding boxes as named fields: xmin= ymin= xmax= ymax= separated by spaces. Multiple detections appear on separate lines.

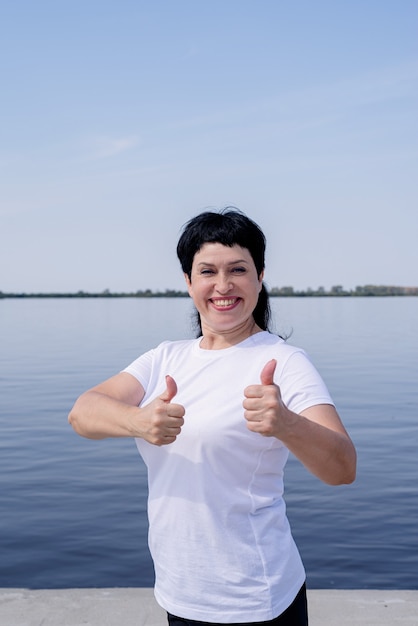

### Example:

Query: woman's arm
xmin=279 ymin=403 xmax=356 ymax=485
xmin=68 ymin=372 xmax=185 ymax=445
xmin=243 ymin=360 xmax=356 ymax=485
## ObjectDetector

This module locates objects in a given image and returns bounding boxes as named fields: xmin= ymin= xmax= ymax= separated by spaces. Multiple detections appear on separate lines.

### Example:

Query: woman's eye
xmin=201 ymin=269 xmax=214 ymax=275
xmin=232 ymin=267 xmax=246 ymax=274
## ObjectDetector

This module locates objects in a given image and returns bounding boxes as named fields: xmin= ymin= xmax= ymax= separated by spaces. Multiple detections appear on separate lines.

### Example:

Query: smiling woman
xmin=68 ymin=208 xmax=356 ymax=626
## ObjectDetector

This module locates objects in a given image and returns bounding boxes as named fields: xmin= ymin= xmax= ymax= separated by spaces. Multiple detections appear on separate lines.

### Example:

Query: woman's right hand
xmin=68 ymin=372 xmax=185 ymax=444
xmin=137 ymin=375 xmax=185 ymax=445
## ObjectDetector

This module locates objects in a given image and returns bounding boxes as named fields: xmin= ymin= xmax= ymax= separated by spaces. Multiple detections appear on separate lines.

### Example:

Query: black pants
xmin=167 ymin=583 xmax=308 ymax=626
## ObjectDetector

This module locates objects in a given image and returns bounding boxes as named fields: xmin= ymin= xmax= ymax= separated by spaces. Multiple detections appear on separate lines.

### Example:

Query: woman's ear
xmin=259 ymin=269 xmax=265 ymax=290
xmin=184 ymin=273 xmax=193 ymax=296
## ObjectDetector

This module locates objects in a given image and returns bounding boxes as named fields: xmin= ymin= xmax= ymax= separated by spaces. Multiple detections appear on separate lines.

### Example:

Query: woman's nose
xmin=215 ymin=273 xmax=233 ymax=293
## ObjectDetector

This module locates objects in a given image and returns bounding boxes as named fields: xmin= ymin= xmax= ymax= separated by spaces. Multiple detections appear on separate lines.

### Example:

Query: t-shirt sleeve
xmin=122 ymin=348 xmax=155 ymax=391
xmin=278 ymin=349 xmax=334 ymax=415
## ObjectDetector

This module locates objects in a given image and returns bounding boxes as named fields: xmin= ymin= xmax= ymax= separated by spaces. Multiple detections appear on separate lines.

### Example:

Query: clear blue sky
xmin=1 ymin=0 xmax=417 ymax=293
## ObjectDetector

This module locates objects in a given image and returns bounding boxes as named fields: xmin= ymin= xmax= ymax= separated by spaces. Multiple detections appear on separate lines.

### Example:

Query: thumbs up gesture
xmin=140 ymin=375 xmax=185 ymax=446
xmin=243 ymin=360 xmax=288 ymax=438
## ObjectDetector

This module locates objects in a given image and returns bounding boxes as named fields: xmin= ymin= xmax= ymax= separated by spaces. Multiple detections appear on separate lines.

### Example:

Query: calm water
xmin=0 ymin=297 xmax=417 ymax=590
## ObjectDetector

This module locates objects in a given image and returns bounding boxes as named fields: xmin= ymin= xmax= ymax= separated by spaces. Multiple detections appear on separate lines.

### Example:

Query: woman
xmin=68 ymin=209 xmax=356 ymax=626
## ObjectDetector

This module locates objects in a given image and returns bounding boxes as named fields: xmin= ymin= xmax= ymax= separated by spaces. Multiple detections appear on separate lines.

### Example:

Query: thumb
xmin=260 ymin=359 xmax=277 ymax=386
xmin=160 ymin=375 xmax=178 ymax=402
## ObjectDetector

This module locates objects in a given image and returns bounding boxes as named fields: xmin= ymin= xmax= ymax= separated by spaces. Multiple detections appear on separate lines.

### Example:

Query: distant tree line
xmin=269 ymin=285 xmax=418 ymax=297
xmin=1 ymin=285 xmax=417 ymax=298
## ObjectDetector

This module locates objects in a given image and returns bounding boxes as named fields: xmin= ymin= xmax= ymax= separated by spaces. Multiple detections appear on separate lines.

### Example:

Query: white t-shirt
xmin=124 ymin=331 xmax=333 ymax=622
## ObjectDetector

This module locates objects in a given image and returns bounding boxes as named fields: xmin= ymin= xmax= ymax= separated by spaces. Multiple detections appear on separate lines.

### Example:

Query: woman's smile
xmin=210 ymin=297 xmax=241 ymax=310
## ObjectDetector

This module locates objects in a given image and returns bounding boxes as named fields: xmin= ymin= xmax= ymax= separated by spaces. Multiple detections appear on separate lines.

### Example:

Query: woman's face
xmin=184 ymin=242 xmax=264 ymax=340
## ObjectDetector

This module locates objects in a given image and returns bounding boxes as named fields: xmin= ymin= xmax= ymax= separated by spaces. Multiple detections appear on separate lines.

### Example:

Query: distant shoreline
xmin=1 ymin=285 xmax=418 ymax=298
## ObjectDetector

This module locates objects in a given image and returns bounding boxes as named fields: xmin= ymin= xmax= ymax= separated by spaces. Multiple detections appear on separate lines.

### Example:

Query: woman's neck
xmin=199 ymin=320 xmax=263 ymax=350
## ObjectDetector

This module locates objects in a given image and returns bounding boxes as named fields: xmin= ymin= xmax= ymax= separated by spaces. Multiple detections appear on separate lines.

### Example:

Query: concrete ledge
xmin=1 ymin=588 xmax=417 ymax=626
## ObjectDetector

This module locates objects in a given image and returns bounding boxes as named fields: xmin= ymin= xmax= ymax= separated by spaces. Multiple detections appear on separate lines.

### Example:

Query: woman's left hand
xmin=243 ymin=359 xmax=294 ymax=438
xmin=243 ymin=359 xmax=357 ymax=485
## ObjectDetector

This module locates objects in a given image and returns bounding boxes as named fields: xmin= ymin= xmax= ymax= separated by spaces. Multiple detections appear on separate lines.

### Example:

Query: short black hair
xmin=177 ymin=208 xmax=266 ymax=277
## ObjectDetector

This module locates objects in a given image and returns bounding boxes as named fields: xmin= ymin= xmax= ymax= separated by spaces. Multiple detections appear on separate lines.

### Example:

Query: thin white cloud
xmin=160 ymin=58 xmax=418 ymax=133
xmin=290 ymin=58 xmax=418 ymax=112
xmin=84 ymin=135 xmax=140 ymax=160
